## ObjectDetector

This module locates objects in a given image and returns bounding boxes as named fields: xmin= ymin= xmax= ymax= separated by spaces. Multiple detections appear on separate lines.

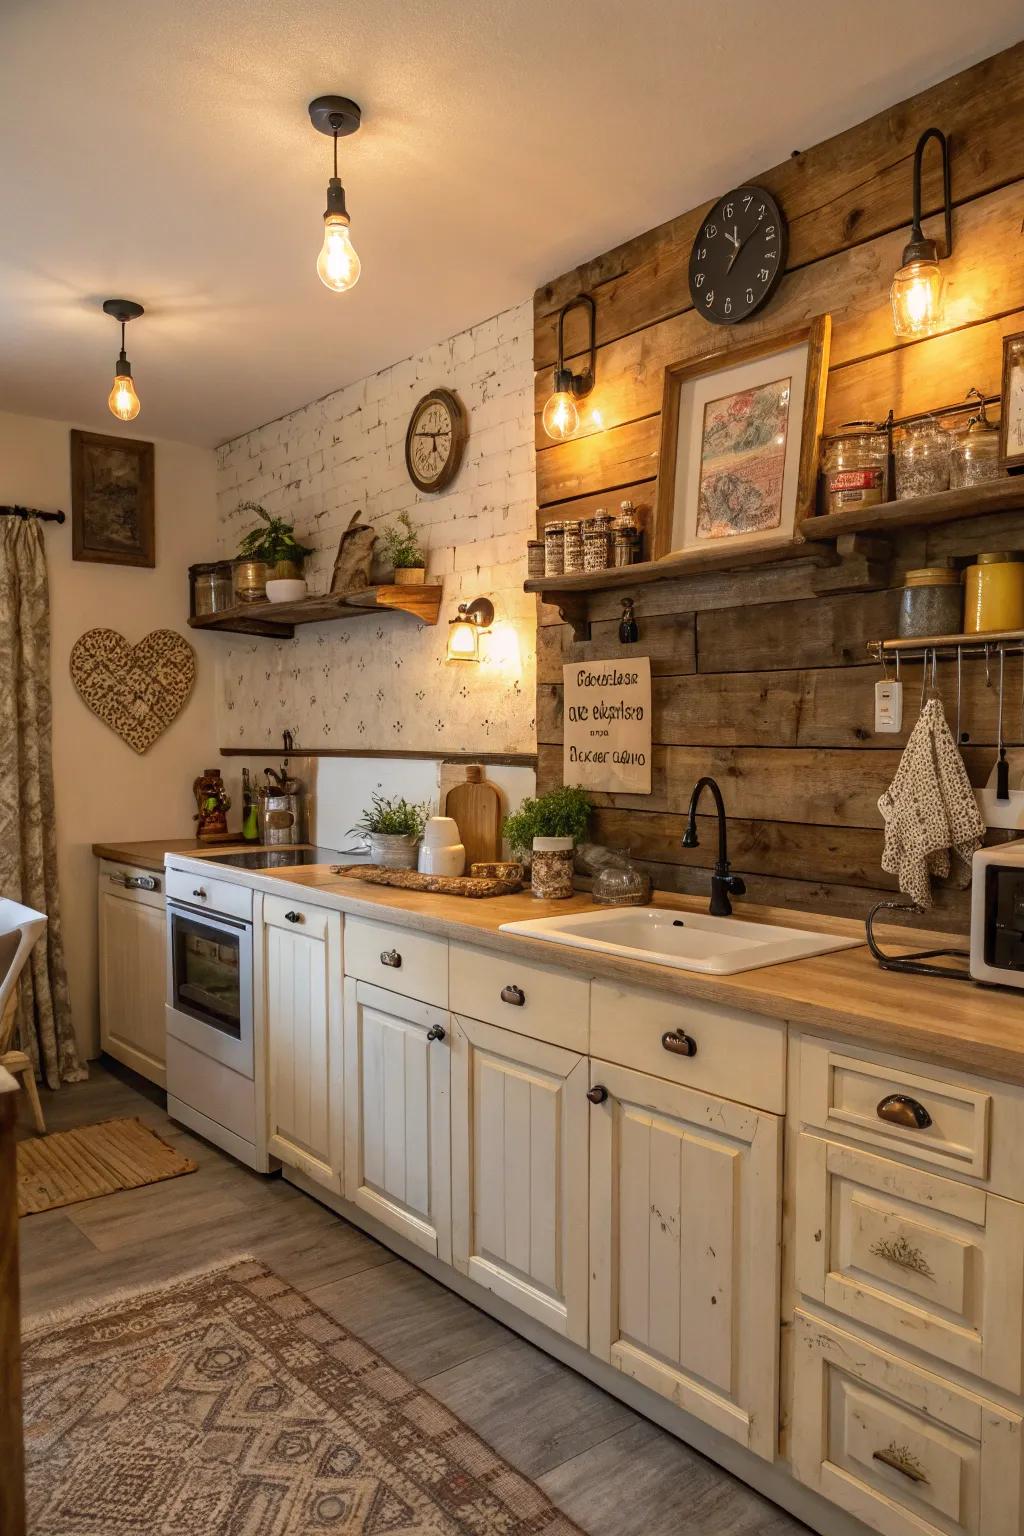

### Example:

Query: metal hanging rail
xmin=867 ymin=630 xmax=1024 ymax=661
xmin=0 ymin=505 xmax=65 ymax=524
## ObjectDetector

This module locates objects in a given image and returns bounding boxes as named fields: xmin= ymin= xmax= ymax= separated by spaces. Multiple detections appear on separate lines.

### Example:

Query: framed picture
xmin=999 ymin=331 xmax=1024 ymax=471
xmin=653 ymin=316 xmax=830 ymax=559
xmin=70 ymin=429 xmax=155 ymax=567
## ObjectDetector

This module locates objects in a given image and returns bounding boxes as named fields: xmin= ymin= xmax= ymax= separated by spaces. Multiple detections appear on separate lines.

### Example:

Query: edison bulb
xmin=542 ymin=390 xmax=579 ymax=441
xmin=108 ymin=370 xmax=141 ymax=422
xmin=317 ymin=213 xmax=361 ymax=292
xmin=890 ymin=258 xmax=943 ymax=338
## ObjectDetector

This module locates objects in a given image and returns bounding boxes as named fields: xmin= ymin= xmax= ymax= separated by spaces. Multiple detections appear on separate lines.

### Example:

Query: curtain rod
xmin=0 ymin=505 xmax=66 ymax=524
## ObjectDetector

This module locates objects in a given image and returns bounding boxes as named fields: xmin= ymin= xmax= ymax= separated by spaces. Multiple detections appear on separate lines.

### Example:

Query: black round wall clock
xmin=688 ymin=186 xmax=788 ymax=325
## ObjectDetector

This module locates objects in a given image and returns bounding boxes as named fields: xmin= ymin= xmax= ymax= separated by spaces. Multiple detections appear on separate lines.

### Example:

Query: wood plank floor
xmin=16 ymin=1061 xmax=808 ymax=1536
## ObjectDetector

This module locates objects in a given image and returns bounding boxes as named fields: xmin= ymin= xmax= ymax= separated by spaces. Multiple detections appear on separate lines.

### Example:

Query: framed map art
xmin=653 ymin=316 xmax=830 ymax=558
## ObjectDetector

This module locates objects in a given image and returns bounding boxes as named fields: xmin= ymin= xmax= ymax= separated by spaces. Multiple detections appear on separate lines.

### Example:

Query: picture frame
xmin=70 ymin=429 xmax=155 ymax=567
xmin=999 ymin=330 xmax=1024 ymax=471
xmin=653 ymin=316 xmax=830 ymax=560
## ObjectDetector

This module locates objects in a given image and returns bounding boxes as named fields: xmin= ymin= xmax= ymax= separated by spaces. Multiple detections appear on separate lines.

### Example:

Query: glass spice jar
xmin=543 ymin=521 xmax=565 ymax=577
xmin=821 ymin=423 xmax=889 ymax=514
xmin=894 ymin=416 xmax=951 ymax=500
xmin=527 ymin=539 xmax=546 ymax=579
xmin=562 ymin=519 xmax=584 ymax=573
xmin=897 ymin=564 xmax=963 ymax=639
xmin=950 ymin=395 xmax=1004 ymax=489
xmin=190 ymin=561 xmax=234 ymax=616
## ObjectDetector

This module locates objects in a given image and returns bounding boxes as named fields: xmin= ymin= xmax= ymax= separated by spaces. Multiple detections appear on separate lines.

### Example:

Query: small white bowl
xmin=265 ymin=578 xmax=307 ymax=604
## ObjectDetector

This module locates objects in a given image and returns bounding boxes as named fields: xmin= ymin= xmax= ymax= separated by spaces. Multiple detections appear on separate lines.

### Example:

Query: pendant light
xmin=103 ymin=299 xmax=144 ymax=422
xmin=308 ymin=95 xmax=362 ymax=293
xmin=542 ymin=294 xmax=596 ymax=440
xmin=890 ymin=128 xmax=953 ymax=339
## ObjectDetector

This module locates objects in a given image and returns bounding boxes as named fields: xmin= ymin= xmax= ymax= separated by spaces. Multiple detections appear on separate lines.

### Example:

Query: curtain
xmin=0 ymin=517 xmax=83 ymax=1087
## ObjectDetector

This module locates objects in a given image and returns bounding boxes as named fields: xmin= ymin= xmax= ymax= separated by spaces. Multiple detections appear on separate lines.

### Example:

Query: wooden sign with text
xmin=563 ymin=658 xmax=652 ymax=795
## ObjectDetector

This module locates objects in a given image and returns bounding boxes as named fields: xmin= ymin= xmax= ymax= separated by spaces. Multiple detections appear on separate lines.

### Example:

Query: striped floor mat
xmin=17 ymin=1116 xmax=196 ymax=1215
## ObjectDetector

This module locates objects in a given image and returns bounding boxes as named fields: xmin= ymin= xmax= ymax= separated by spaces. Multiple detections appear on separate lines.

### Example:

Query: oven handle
xmin=167 ymin=899 xmax=252 ymax=935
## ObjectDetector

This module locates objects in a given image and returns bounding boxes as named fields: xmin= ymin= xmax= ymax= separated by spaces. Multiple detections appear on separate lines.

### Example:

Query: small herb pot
xmin=393 ymin=566 xmax=426 ymax=585
xmin=369 ymin=833 xmax=419 ymax=870
xmin=233 ymin=558 xmax=268 ymax=603
xmin=530 ymin=836 xmax=575 ymax=900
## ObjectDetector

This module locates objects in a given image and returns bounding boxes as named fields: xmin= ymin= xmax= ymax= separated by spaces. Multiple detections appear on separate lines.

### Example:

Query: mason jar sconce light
xmin=890 ymin=128 xmax=952 ymax=339
xmin=542 ymin=294 xmax=596 ymax=441
xmin=446 ymin=597 xmax=494 ymax=662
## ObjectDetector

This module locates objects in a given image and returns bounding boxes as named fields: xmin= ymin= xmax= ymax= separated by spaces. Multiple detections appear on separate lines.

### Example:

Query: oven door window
xmin=172 ymin=913 xmax=243 ymax=1037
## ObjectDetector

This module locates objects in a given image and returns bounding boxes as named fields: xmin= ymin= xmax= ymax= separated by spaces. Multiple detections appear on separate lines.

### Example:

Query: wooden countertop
xmin=93 ymin=838 xmax=261 ymax=871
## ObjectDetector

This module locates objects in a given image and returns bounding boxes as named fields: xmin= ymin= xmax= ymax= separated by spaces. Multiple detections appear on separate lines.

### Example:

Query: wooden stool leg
xmin=0 ymin=1051 xmax=45 ymax=1136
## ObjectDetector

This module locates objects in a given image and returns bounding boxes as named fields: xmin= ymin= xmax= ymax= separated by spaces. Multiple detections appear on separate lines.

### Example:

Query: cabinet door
xmin=343 ymin=979 xmax=451 ymax=1263
xmin=265 ymin=908 xmax=343 ymax=1192
xmin=98 ymin=886 xmax=167 ymax=1086
xmin=589 ymin=1059 xmax=781 ymax=1461
xmin=450 ymin=1013 xmax=589 ymax=1345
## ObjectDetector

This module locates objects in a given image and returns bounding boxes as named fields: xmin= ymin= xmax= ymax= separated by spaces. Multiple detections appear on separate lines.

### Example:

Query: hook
xmin=956 ymin=645 xmax=962 ymax=744
xmin=985 ymin=644 xmax=992 ymax=689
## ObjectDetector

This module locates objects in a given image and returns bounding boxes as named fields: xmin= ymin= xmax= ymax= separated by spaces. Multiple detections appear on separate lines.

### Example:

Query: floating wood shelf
xmin=188 ymin=584 xmax=444 ymax=638
xmin=802 ymin=479 xmax=1024 ymax=542
xmin=218 ymin=746 xmax=538 ymax=766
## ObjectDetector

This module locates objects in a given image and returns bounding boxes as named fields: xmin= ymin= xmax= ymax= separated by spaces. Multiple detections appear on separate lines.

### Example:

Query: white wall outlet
xmin=874 ymin=679 xmax=903 ymax=734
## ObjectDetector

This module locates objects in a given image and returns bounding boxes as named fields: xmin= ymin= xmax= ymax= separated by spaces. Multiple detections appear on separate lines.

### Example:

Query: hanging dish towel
xmin=878 ymin=697 xmax=985 ymax=910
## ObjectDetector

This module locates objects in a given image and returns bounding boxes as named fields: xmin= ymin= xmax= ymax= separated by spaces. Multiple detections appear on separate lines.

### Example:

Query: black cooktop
xmin=206 ymin=846 xmax=352 ymax=871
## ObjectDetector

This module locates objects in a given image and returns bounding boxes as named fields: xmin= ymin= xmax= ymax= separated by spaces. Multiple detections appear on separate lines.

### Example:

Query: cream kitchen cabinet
xmin=263 ymin=895 xmax=344 ymax=1193
xmin=450 ymin=1011 xmax=589 ymax=1345
xmin=588 ymin=1057 xmax=783 ymax=1461
xmin=97 ymin=860 xmax=167 ymax=1086
xmin=343 ymin=977 xmax=452 ymax=1263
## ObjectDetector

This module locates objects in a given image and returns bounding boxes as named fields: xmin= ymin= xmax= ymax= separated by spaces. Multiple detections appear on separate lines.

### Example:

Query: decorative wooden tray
xmin=329 ymin=864 xmax=524 ymax=899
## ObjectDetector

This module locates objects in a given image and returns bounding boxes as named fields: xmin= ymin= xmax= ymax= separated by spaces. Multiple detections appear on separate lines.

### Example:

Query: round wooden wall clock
xmin=688 ymin=186 xmax=788 ymax=325
xmin=404 ymin=388 xmax=467 ymax=493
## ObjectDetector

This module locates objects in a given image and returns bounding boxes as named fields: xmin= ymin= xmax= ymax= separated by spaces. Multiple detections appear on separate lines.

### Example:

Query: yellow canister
xmin=963 ymin=552 xmax=1024 ymax=634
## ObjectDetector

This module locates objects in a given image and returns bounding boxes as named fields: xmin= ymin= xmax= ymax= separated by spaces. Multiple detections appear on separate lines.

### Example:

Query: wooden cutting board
xmin=444 ymin=766 xmax=502 ymax=869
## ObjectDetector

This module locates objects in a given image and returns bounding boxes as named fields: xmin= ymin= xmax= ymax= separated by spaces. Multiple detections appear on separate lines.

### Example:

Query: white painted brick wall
xmin=215 ymin=299 xmax=536 ymax=754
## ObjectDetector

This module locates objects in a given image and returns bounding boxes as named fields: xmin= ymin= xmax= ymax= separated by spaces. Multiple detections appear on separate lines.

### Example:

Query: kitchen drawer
xmin=591 ymin=981 xmax=785 ymax=1113
xmin=344 ymin=916 xmax=448 ymax=1008
xmin=449 ymin=942 xmax=588 ymax=1053
xmin=166 ymin=866 xmax=252 ymax=922
xmin=790 ymin=1311 xmax=1022 ymax=1536
xmin=98 ymin=859 xmax=164 ymax=910
xmin=795 ymin=1133 xmax=1024 ymax=1393
xmin=264 ymin=892 xmax=334 ymax=941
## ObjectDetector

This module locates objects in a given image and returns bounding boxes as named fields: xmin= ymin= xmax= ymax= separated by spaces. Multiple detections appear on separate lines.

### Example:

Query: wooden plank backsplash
xmin=533 ymin=41 xmax=1024 ymax=930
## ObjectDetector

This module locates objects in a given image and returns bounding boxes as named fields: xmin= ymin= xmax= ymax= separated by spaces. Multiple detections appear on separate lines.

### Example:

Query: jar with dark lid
xmin=897 ymin=563 xmax=963 ymax=638
xmin=821 ymin=423 xmax=889 ymax=514
xmin=950 ymin=393 xmax=1004 ymax=489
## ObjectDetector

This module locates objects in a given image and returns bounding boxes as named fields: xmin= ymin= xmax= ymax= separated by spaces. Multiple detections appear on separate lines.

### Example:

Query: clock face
xmin=405 ymin=389 xmax=466 ymax=493
xmin=688 ymin=186 xmax=788 ymax=326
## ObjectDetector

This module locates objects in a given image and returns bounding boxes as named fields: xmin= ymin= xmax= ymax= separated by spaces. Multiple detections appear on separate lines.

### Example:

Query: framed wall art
xmin=70 ymin=428 xmax=155 ymax=567
xmin=653 ymin=316 xmax=830 ymax=559
xmin=999 ymin=330 xmax=1024 ymax=471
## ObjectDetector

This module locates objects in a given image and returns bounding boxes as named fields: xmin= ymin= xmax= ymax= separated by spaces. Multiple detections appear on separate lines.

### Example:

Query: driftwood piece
xmin=329 ymin=864 xmax=523 ymax=898
xmin=330 ymin=510 xmax=377 ymax=594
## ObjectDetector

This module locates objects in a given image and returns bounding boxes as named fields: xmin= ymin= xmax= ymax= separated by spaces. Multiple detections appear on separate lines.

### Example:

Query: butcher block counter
xmin=91 ymin=837 xmax=233 ymax=871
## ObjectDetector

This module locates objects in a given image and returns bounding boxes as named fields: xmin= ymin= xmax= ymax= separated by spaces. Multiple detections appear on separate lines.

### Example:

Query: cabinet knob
xmin=587 ymin=1084 xmax=609 ymax=1105
xmin=285 ymin=910 xmax=302 ymax=924
xmin=192 ymin=888 xmax=207 ymax=900
xmin=500 ymin=984 xmax=526 ymax=1007
xmin=661 ymin=1029 xmax=697 ymax=1058
xmin=426 ymin=1024 xmax=446 ymax=1043
xmin=380 ymin=949 xmax=402 ymax=969
xmin=876 ymin=1093 xmax=932 ymax=1130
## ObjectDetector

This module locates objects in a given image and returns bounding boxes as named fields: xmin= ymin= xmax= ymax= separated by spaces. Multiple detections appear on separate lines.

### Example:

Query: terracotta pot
xmin=394 ymin=567 xmax=426 ymax=585
xmin=530 ymin=837 xmax=575 ymax=900
xmin=369 ymin=833 xmax=419 ymax=870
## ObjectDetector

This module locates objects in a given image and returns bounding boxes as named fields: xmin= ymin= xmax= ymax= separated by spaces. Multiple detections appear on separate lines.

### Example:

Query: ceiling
xmin=1 ymin=1 xmax=1021 ymax=448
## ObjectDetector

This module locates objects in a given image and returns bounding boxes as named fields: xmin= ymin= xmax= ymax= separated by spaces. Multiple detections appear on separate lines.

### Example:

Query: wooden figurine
xmin=193 ymin=768 xmax=232 ymax=841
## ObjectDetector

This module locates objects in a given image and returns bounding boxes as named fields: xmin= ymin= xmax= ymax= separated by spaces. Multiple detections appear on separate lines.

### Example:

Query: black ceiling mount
xmin=308 ymin=96 xmax=362 ymax=138
xmin=102 ymin=298 xmax=145 ymax=323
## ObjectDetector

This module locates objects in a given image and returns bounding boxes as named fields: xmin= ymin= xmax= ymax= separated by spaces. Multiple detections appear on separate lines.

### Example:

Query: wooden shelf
xmin=218 ymin=746 xmax=538 ymax=766
xmin=188 ymin=584 xmax=444 ymax=638
xmin=802 ymin=478 xmax=1024 ymax=542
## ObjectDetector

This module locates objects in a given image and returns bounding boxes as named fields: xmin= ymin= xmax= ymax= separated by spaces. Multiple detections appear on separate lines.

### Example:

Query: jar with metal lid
xmin=562 ymin=519 xmax=584 ymax=573
xmin=964 ymin=551 xmax=1024 ymax=634
xmin=527 ymin=539 xmax=546 ymax=579
xmin=894 ymin=416 xmax=950 ymax=499
xmin=190 ymin=560 xmax=234 ymax=616
xmin=543 ymin=521 xmax=565 ymax=577
xmin=821 ymin=423 xmax=889 ymax=514
xmin=897 ymin=563 xmax=963 ymax=638
xmin=950 ymin=392 xmax=1004 ymax=489
xmin=583 ymin=517 xmax=612 ymax=571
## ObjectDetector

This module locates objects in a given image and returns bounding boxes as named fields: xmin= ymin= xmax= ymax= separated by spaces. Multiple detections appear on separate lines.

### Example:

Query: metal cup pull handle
xmin=501 ymin=984 xmax=526 ymax=1007
xmin=662 ymin=1029 xmax=697 ymax=1058
xmin=380 ymin=949 xmax=402 ymax=969
xmin=877 ymin=1093 xmax=932 ymax=1130
xmin=426 ymin=1024 xmax=446 ymax=1043
xmin=285 ymin=911 xmax=302 ymax=924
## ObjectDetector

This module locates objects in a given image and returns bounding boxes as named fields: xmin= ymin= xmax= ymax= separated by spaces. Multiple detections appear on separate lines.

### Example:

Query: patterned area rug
xmin=18 ymin=1116 xmax=197 ymax=1215
xmin=22 ymin=1256 xmax=584 ymax=1535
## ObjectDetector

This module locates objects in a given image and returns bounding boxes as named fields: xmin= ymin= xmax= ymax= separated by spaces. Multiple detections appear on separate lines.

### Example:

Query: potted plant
xmin=503 ymin=785 xmax=592 ymax=900
xmin=352 ymin=793 xmax=431 ymax=870
xmin=380 ymin=511 xmax=426 ymax=585
xmin=234 ymin=501 xmax=314 ymax=603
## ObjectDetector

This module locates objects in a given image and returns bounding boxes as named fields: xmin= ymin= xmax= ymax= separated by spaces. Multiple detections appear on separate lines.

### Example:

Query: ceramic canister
xmin=418 ymin=817 xmax=466 ymax=877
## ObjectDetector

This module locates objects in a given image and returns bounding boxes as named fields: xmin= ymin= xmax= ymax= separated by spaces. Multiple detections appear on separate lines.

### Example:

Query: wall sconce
xmin=542 ymin=294 xmax=596 ymax=441
xmin=309 ymin=95 xmax=362 ymax=293
xmin=103 ymin=299 xmax=144 ymax=422
xmin=890 ymin=128 xmax=952 ymax=339
xmin=446 ymin=597 xmax=494 ymax=662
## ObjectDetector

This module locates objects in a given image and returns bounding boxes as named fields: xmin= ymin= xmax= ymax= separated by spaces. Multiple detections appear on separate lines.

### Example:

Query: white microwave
xmin=971 ymin=840 xmax=1024 ymax=989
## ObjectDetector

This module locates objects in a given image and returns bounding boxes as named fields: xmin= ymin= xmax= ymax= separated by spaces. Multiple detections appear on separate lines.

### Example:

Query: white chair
xmin=0 ymin=898 xmax=48 ymax=1134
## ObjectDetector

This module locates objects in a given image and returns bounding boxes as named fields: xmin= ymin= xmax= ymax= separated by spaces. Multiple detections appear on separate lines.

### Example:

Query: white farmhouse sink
xmin=498 ymin=906 xmax=861 ymax=976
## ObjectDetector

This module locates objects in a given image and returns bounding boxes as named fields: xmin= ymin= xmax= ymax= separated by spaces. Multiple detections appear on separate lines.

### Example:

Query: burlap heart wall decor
xmin=70 ymin=628 xmax=196 ymax=754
